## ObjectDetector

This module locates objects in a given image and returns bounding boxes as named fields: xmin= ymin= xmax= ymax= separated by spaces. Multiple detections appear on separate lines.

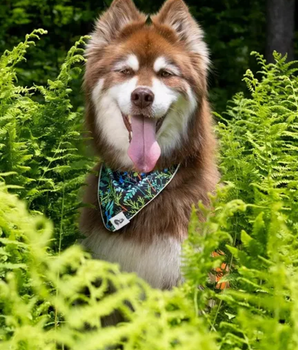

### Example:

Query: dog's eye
xmin=119 ymin=68 xmax=134 ymax=76
xmin=159 ymin=70 xmax=173 ymax=78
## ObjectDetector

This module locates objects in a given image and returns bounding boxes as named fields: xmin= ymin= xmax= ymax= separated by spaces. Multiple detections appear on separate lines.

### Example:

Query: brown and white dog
xmin=80 ymin=0 xmax=219 ymax=290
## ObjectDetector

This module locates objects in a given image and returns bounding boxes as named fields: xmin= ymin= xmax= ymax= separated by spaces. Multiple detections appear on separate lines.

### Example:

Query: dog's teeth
xmin=128 ymin=115 xmax=131 ymax=123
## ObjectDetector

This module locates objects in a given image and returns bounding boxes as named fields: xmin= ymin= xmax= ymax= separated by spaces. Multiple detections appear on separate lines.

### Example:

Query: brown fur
xmin=80 ymin=0 xmax=219 ymax=283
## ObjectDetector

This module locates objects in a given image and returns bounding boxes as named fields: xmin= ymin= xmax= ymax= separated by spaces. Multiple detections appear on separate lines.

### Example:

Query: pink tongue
xmin=128 ymin=115 xmax=161 ymax=173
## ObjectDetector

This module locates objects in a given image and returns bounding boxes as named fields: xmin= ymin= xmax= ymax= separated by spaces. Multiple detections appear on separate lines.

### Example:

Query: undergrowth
xmin=0 ymin=31 xmax=298 ymax=349
xmin=0 ymin=29 xmax=92 ymax=251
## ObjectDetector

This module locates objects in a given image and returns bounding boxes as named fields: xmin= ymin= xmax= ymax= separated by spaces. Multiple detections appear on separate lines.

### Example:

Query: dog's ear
xmin=87 ymin=0 xmax=146 ymax=52
xmin=152 ymin=0 xmax=209 ymax=69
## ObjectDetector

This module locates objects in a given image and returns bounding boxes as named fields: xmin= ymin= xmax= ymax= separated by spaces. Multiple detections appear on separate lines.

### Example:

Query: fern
xmin=183 ymin=52 xmax=298 ymax=349
xmin=1 ymin=33 xmax=298 ymax=350
xmin=0 ymin=183 xmax=217 ymax=350
xmin=0 ymin=30 xmax=92 ymax=250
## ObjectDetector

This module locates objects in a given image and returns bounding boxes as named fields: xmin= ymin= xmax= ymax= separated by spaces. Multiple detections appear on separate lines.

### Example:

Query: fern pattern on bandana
xmin=98 ymin=163 xmax=180 ymax=232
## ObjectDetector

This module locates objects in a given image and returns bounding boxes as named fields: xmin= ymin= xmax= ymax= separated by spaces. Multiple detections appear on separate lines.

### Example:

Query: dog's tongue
xmin=128 ymin=115 xmax=161 ymax=173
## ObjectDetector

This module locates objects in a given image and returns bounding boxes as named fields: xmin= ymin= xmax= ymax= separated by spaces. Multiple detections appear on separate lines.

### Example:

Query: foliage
xmin=0 ymin=30 xmax=92 ymax=250
xmin=0 ymin=184 xmax=217 ymax=350
xmin=182 ymin=51 xmax=298 ymax=349
xmin=1 ymin=32 xmax=298 ymax=349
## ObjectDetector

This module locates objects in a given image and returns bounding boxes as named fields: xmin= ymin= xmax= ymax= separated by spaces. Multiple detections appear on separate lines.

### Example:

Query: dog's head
xmin=85 ymin=0 xmax=210 ymax=172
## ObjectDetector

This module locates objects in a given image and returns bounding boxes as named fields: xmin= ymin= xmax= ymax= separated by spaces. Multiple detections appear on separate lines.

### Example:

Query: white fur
xmin=114 ymin=54 xmax=139 ymax=72
xmin=153 ymin=56 xmax=181 ymax=76
xmin=126 ymin=54 xmax=139 ymax=71
xmin=151 ymin=77 xmax=180 ymax=118
xmin=92 ymin=77 xmax=138 ymax=168
xmin=81 ymin=229 xmax=182 ymax=289
xmin=110 ymin=76 xmax=138 ymax=116
xmin=157 ymin=84 xmax=197 ymax=156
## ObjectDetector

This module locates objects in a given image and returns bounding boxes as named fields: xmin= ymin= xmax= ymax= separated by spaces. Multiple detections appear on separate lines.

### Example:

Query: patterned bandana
xmin=98 ymin=163 xmax=180 ymax=232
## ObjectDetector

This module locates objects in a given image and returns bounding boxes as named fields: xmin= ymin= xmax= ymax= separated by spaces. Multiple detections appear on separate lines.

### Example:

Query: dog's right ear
xmin=152 ymin=0 xmax=209 ymax=71
xmin=87 ymin=0 xmax=146 ymax=53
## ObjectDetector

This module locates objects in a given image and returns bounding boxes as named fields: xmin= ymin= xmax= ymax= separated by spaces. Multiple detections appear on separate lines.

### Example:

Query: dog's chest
xmin=82 ymin=230 xmax=182 ymax=289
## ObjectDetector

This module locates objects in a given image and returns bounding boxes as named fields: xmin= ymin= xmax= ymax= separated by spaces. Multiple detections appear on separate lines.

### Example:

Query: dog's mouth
xmin=122 ymin=113 xmax=166 ymax=173
xmin=122 ymin=114 xmax=166 ymax=138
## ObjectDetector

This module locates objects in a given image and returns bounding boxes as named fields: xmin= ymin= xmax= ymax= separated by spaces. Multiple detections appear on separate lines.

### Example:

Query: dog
xmin=80 ymin=0 xmax=219 ymax=290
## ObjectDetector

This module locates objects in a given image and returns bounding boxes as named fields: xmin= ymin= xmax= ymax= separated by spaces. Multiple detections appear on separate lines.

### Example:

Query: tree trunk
xmin=266 ymin=0 xmax=295 ymax=62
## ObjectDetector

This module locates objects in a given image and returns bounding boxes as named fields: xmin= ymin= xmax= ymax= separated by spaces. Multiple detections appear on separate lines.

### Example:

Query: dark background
xmin=0 ymin=0 xmax=297 ymax=112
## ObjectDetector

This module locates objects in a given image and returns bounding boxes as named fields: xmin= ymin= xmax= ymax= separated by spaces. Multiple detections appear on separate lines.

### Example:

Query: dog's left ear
xmin=152 ymin=0 xmax=209 ymax=69
xmin=87 ymin=0 xmax=146 ymax=54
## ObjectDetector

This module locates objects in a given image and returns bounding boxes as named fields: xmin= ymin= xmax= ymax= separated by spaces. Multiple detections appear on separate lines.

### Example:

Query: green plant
xmin=0 ymin=30 xmax=92 ymax=251
xmin=0 ymin=31 xmax=298 ymax=350
xmin=182 ymin=52 xmax=298 ymax=349
xmin=0 ymin=184 xmax=217 ymax=350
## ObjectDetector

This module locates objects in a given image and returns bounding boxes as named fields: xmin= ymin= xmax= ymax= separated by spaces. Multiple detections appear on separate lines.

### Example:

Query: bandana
xmin=98 ymin=163 xmax=180 ymax=232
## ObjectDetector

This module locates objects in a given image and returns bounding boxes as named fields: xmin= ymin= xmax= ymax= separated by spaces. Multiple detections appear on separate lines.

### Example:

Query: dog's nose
xmin=131 ymin=88 xmax=154 ymax=109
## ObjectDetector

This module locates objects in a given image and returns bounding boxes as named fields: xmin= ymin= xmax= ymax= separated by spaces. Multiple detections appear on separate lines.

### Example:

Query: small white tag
xmin=109 ymin=212 xmax=130 ymax=231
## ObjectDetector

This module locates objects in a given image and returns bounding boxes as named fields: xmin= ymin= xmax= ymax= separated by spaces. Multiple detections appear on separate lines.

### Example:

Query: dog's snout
xmin=131 ymin=88 xmax=154 ymax=109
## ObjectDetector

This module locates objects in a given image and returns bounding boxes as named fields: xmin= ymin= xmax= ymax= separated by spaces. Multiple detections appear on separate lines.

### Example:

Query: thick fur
xmin=80 ymin=0 xmax=219 ymax=290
